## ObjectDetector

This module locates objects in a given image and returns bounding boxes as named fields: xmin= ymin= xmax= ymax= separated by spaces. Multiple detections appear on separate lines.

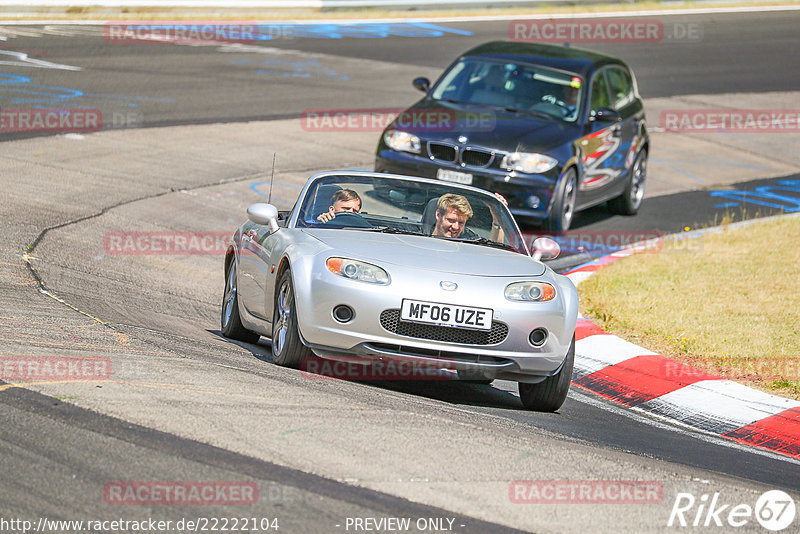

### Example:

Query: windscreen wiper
xmin=503 ymin=107 xmax=554 ymax=121
xmin=343 ymin=226 xmax=426 ymax=236
xmin=451 ymin=237 xmax=518 ymax=252
xmin=440 ymin=98 xmax=479 ymax=105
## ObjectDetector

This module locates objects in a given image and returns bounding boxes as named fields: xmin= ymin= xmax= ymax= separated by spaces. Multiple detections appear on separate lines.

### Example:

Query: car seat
xmin=420 ymin=197 xmax=439 ymax=234
xmin=310 ymin=184 xmax=343 ymax=221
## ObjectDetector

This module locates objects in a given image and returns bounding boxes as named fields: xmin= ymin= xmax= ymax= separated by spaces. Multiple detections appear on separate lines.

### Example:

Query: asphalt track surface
xmin=1 ymin=10 xmax=799 ymax=534
xmin=0 ymin=11 xmax=797 ymax=132
xmin=1 ymin=386 xmax=522 ymax=534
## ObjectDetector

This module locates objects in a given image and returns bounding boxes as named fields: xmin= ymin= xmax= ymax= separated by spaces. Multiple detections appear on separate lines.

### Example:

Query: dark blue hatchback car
xmin=375 ymin=41 xmax=649 ymax=232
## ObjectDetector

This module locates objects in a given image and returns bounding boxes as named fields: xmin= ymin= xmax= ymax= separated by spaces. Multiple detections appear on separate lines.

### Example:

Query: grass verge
xmin=579 ymin=215 xmax=800 ymax=400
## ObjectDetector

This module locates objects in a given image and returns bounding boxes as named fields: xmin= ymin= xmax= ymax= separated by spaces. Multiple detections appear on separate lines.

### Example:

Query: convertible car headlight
xmin=505 ymin=282 xmax=556 ymax=302
xmin=326 ymin=257 xmax=390 ymax=285
xmin=500 ymin=152 xmax=558 ymax=174
xmin=383 ymin=130 xmax=422 ymax=154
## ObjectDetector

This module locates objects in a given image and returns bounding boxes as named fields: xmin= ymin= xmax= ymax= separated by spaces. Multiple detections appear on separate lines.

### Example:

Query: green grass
xmin=579 ymin=215 xmax=800 ymax=399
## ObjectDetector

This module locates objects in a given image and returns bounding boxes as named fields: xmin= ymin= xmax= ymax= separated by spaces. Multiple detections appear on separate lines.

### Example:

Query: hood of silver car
xmin=303 ymin=229 xmax=546 ymax=277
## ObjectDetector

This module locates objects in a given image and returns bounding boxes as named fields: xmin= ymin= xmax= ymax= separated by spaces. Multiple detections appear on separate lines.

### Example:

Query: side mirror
xmin=593 ymin=107 xmax=621 ymax=122
xmin=247 ymin=203 xmax=280 ymax=233
xmin=531 ymin=237 xmax=560 ymax=261
xmin=412 ymin=77 xmax=431 ymax=93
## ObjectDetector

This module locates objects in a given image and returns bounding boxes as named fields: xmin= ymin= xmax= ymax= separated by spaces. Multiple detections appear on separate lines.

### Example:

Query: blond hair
xmin=437 ymin=194 xmax=473 ymax=219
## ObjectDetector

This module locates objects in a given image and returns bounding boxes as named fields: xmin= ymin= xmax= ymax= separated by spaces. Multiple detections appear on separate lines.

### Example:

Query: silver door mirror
xmin=247 ymin=203 xmax=280 ymax=233
xmin=531 ymin=237 xmax=560 ymax=261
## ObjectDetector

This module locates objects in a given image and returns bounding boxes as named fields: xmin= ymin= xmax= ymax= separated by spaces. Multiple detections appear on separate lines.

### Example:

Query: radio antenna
xmin=268 ymin=153 xmax=276 ymax=204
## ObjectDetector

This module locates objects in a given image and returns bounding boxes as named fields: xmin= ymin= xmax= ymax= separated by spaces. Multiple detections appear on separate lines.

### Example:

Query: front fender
xmin=265 ymin=234 xmax=329 ymax=334
xmin=552 ymin=271 xmax=579 ymax=340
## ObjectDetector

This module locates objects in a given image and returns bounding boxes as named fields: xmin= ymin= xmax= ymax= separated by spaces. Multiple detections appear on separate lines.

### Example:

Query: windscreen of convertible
xmin=296 ymin=175 xmax=528 ymax=255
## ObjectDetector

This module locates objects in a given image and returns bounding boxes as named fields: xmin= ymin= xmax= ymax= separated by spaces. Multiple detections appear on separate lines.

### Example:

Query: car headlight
xmin=505 ymin=281 xmax=556 ymax=302
xmin=326 ymin=257 xmax=390 ymax=285
xmin=383 ymin=130 xmax=421 ymax=154
xmin=501 ymin=152 xmax=558 ymax=174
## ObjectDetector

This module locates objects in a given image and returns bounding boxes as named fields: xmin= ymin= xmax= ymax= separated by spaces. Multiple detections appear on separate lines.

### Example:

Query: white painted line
xmin=0 ymin=49 xmax=81 ymax=70
xmin=569 ymin=387 xmax=800 ymax=465
xmin=565 ymin=271 xmax=593 ymax=286
xmin=575 ymin=334 xmax=656 ymax=377
xmin=640 ymin=379 xmax=800 ymax=434
xmin=610 ymin=248 xmax=636 ymax=258
xmin=2 ymin=5 xmax=799 ymax=25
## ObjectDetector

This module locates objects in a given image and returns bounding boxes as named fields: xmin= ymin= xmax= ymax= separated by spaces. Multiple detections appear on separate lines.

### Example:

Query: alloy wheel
xmin=273 ymin=279 xmax=293 ymax=356
xmin=630 ymin=154 xmax=647 ymax=210
xmin=222 ymin=262 xmax=237 ymax=330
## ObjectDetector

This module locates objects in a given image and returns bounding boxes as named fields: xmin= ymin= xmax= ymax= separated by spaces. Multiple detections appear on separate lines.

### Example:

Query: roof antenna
xmin=268 ymin=152 xmax=276 ymax=205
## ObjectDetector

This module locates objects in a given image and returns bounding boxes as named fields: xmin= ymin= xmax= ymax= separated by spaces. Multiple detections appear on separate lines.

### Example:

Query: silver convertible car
xmin=221 ymin=171 xmax=578 ymax=411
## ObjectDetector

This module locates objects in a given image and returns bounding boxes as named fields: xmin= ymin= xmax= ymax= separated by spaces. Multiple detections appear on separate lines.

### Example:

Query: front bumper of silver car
xmin=292 ymin=257 xmax=578 ymax=381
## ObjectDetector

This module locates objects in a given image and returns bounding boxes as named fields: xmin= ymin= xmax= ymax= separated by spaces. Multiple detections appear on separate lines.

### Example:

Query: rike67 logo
xmin=668 ymin=490 xmax=796 ymax=531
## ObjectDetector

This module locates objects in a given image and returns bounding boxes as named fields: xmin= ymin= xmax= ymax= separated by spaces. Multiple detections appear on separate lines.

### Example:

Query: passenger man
xmin=431 ymin=194 xmax=473 ymax=238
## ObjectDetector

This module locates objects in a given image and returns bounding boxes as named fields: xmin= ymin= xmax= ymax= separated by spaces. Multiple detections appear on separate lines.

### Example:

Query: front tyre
xmin=271 ymin=269 xmax=312 ymax=368
xmin=608 ymin=150 xmax=647 ymax=215
xmin=518 ymin=335 xmax=575 ymax=412
xmin=544 ymin=168 xmax=578 ymax=234
xmin=221 ymin=258 xmax=261 ymax=344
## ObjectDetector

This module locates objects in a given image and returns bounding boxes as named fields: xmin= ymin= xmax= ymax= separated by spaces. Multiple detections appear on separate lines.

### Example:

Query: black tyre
xmin=221 ymin=259 xmax=261 ymax=344
xmin=457 ymin=368 xmax=494 ymax=385
xmin=518 ymin=335 xmax=575 ymax=412
xmin=544 ymin=168 xmax=578 ymax=234
xmin=608 ymin=150 xmax=647 ymax=215
xmin=271 ymin=269 xmax=313 ymax=368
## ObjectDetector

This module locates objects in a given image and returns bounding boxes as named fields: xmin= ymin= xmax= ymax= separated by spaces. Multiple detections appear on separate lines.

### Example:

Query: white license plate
xmin=436 ymin=168 xmax=473 ymax=185
xmin=400 ymin=299 xmax=493 ymax=331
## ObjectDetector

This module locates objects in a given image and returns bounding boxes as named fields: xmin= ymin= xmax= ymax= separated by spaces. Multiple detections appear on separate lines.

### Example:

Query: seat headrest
xmin=421 ymin=197 xmax=439 ymax=235
xmin=311 ymin=184 xmax=343 ymax=220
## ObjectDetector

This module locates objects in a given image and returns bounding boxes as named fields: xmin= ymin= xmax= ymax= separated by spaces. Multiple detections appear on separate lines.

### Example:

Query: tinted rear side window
xmin=606 ymin=68 xmax=635 ymax=110
xmin=590 ymin=72 xmax=610 ymax=113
